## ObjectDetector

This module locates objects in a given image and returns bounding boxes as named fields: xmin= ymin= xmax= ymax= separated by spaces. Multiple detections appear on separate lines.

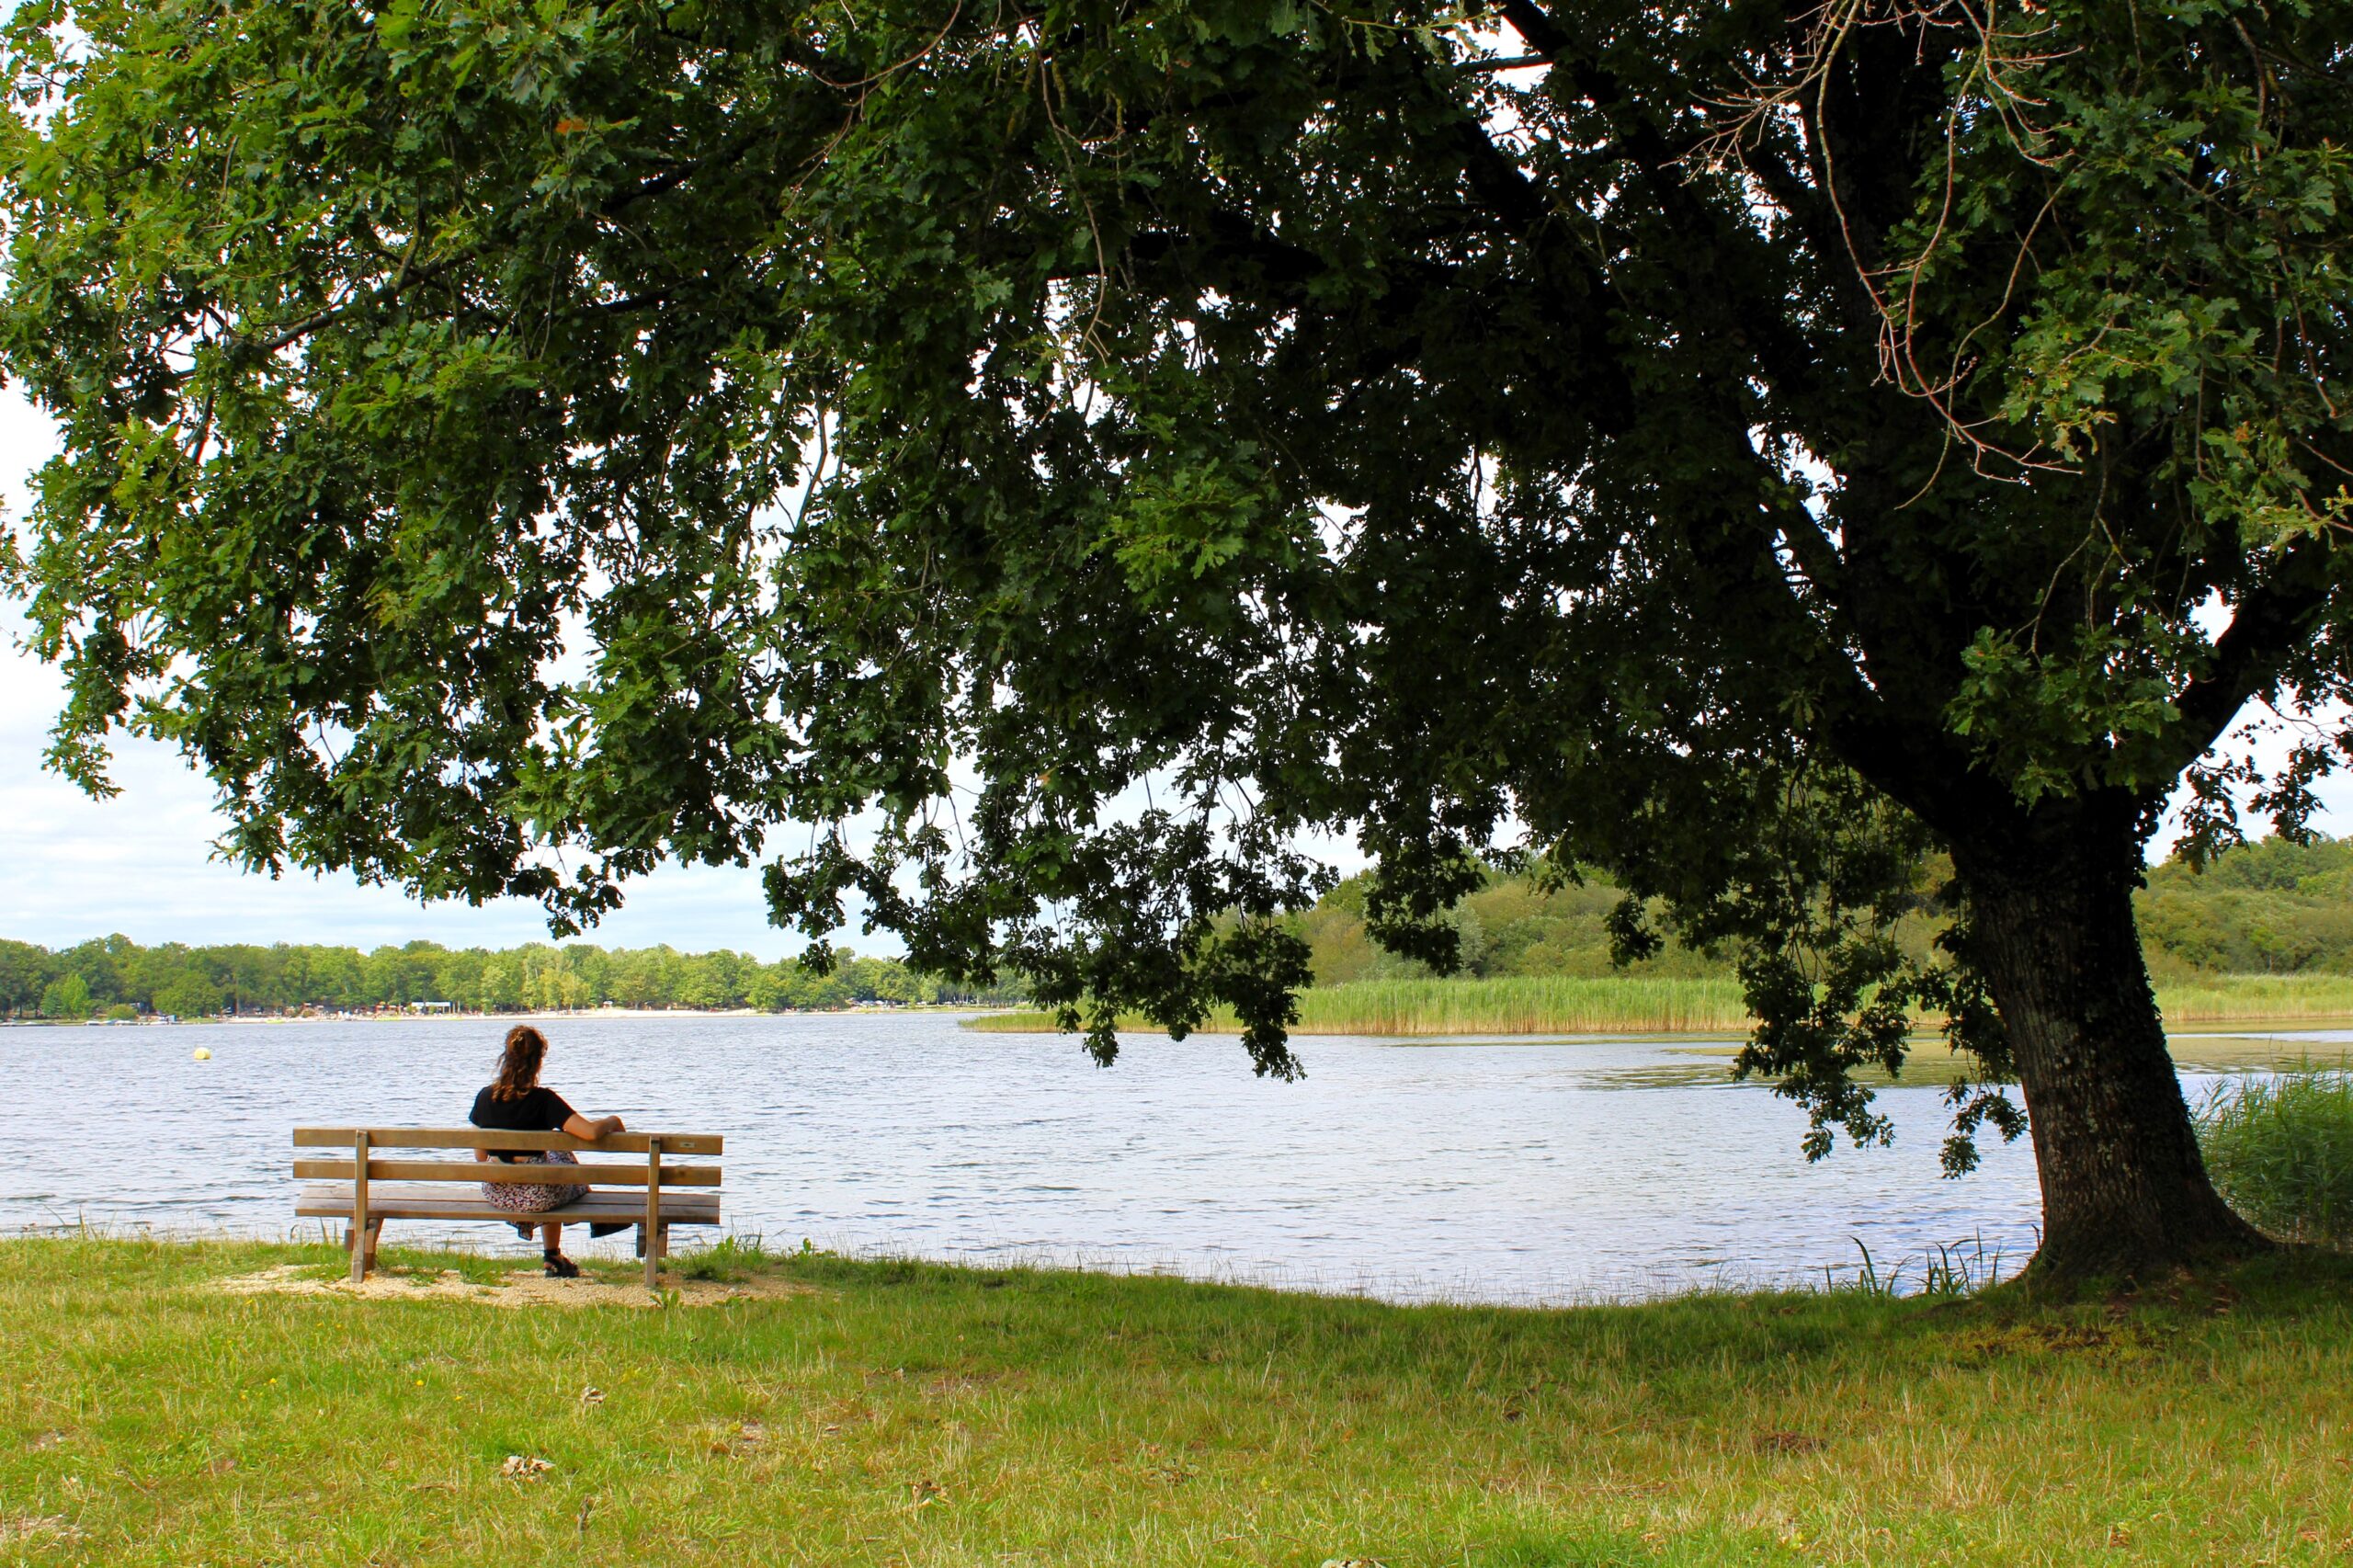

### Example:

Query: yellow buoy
xmin=192 ymin=1047 xmax=212 ymax=1061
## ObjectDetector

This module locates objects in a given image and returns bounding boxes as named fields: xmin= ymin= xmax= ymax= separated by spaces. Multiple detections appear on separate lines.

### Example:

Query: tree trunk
xmin=1955 ymin=792 xmax=2268 ymax=1283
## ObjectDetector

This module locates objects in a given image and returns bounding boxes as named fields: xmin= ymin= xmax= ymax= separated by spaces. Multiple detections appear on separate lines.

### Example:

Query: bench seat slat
xmin=294 ymin=1128 xmax=721 ymax=1155
xmin=294 ymin=1158 xmax=720 ymax=1188
xmin=295 ymin=1183 xmax=719 ymax=1225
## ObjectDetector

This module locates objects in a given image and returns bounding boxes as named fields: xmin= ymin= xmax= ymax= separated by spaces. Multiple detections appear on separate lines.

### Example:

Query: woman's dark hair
xmin=492 ymin=1025 xmax=548 ymax=1101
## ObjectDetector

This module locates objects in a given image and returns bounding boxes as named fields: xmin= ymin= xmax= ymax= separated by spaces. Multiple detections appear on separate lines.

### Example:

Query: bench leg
xmin=364 ymin=1220 xmax=383 ymax=1273
xmin=634 ymin=1224 xmax=670 ymax=1267
xmin=344 ymin=1221 xmax=370 ymax=1281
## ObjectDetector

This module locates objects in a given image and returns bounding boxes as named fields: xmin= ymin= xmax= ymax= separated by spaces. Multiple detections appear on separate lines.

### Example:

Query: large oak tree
xmin=5 ymin=0 xmax=2351 ymax=1279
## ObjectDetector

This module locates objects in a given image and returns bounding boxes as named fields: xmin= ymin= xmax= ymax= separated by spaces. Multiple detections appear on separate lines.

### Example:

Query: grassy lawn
xmin=3 ymin=1239 xmax=2352 ymax=1564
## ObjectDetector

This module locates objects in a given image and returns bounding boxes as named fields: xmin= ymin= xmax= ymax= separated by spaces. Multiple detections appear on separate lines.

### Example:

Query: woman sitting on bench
xmin=472 ymin=1025 xmax=629 ymax=1278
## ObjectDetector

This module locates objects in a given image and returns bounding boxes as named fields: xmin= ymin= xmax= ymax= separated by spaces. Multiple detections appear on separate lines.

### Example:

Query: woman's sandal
xmin=542 ymin=1252 xmax=582 ymax=1278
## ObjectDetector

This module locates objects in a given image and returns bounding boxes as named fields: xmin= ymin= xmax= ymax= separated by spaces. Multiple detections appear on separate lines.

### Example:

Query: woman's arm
xmin=562 ymin=1112 xmax=625 ymax=1141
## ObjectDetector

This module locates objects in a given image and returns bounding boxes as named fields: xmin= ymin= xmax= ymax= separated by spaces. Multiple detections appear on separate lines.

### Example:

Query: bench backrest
xmin=290 ymin=1127 xmax=723 ymax=1188
xmin=294 ymin=1128 xmax=724 ymax=1289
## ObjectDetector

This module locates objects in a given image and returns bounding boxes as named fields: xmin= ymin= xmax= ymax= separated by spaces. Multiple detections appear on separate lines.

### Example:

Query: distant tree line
xmin=0 ymin=937 xmax=1020 ymax=1021
xmin=7 ymin=834 xmax=2339 ymax=1020
xmin=1292 ymin=835 xmax=2353 ymax=986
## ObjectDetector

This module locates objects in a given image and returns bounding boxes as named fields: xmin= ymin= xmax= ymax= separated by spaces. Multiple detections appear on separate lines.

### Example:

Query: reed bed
xmin=2152 ymin=974 xmax=2353 ymax=1023
xmin=2197 ymin=1066 xmax=2353 ymax=1247
xmin=964 ymin=975 xmax=1750 ymax=1036
xmin=968 ymin=972 xmax=2353 ymax=1038
xmin=1289 ymin=975 xmax=1754 ymax=1035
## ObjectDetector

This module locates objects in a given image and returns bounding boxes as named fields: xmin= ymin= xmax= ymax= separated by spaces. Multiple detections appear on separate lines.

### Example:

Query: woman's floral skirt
xmin=482 ymin=1149 xmax=588 ymax=1212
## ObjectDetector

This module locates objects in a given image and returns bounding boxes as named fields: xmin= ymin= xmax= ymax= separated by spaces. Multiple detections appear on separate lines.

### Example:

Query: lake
xmin=0 ymin=1011 xmax=2291 ymax=1302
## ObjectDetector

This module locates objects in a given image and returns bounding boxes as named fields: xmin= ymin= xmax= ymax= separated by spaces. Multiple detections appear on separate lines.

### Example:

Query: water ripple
xmin=0 ymin=1012 xmax=2080 ymax=1302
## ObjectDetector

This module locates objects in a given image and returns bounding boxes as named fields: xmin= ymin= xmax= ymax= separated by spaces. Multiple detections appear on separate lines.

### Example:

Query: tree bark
xmin=1955 ymin=791 xmax=2269 ymax=1283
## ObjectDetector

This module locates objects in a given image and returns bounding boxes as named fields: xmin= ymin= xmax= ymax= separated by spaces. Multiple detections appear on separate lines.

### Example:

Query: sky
xmin=0 ymin=646 xmax=804 ymax=956
xmin=0 ymin=392 xmax=810 ymax=957
xmin=3 ymin=384 xmax=2348 ymax=958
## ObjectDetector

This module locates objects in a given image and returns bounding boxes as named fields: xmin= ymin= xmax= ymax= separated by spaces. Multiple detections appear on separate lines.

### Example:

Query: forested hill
xmin=0 ymin=939 xmax=1013 ymax=1021
xmin=1294 ymin=835 xmax=2353 ymax=986
xmin=2138 ymin=836 xmax=2353 ymax=977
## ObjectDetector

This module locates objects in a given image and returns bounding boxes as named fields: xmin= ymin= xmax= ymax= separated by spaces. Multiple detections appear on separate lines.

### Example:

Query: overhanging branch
xmin=2165 ymin=536 xmax=2344 ymax=779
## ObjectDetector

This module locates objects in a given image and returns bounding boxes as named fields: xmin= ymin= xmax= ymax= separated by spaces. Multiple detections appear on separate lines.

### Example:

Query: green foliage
xmin=0 ymin=938 xmax=44 ymax=1015
xmin=148 ymin=974 xmax=222 ymax=1019
xmin=1295 ymin=869 xmax=1735 ymax=985
xmin=2142 ymin=836 xmax=2353 ymax=976
xmin=0 ymin=935 xmax=1003 ymax=1018
xmin=2197 ymin=1067 xmax=2353 ymax=1247
xmin=6 ymin=0 xmax=2353 ymax=1240
xmin=1302 ymin=836 xmax=2353 ymax=990
xmin=36 ymin=972 xmax=89 ymax=1020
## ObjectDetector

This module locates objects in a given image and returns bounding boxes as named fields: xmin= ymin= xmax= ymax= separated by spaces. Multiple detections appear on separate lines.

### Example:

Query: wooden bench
xmin=291 ymin=1127 xmax=723 ymax=1290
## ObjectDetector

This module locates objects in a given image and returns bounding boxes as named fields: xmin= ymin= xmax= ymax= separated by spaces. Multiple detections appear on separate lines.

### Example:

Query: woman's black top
xmin=471 ymin=1085 xmax=577 ymax=1161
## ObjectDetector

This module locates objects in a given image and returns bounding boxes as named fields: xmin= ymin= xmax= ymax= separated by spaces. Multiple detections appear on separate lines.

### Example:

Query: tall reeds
xmin=963 ymin=976 xmax=1751 ymax=1036
xmin=1286 ymin=976 xmax=1752 ymax=1035
xmin=2196 ymin=1065 xmax=2353 ymax=1248
xmin=965 ymin=971 xmax=2353 ymax=1038
xmin=2154 ymin=975 xmax=2353 ymax=1023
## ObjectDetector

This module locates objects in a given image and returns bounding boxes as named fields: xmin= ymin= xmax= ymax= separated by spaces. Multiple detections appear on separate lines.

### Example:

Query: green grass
xmin=7 ymin=1237 xmax=2353 ymax=1565
xmin=2198 ymin=1066 xmax=2353 ymax=1247
xmin=968 ymin=972 xmax=2353 ymax=1038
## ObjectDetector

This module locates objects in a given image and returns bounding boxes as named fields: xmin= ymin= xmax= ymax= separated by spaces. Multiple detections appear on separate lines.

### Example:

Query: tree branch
xmin=2165 ymin=536 xmax=2344 ymax=778
xmin=1486 ymin=2 xmax=1826 ymax=411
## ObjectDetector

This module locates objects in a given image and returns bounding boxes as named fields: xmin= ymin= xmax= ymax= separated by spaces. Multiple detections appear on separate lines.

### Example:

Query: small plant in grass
xmin=1826 ymin=1239 xmax=1905 ymax=1298
xmin=1821 ymin=1233 xmax=2006 ymax=1297
xmin=1922 ymin=1233 xmax=2006 ymax=1296
xmin=2196 ymin=1064 xmax=2353 ymax=1247
xmin=676 ymin=1234 xmax=774 ymax=1283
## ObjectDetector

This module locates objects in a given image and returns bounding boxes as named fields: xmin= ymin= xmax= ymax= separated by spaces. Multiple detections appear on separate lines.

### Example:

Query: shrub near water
xmin=2197 ymin=1066 xmax=2353 ymax=1246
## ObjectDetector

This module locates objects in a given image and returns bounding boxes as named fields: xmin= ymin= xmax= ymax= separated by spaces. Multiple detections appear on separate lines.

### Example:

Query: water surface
xmin=0 ymin=1012 xmax=2257 ymax=1302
